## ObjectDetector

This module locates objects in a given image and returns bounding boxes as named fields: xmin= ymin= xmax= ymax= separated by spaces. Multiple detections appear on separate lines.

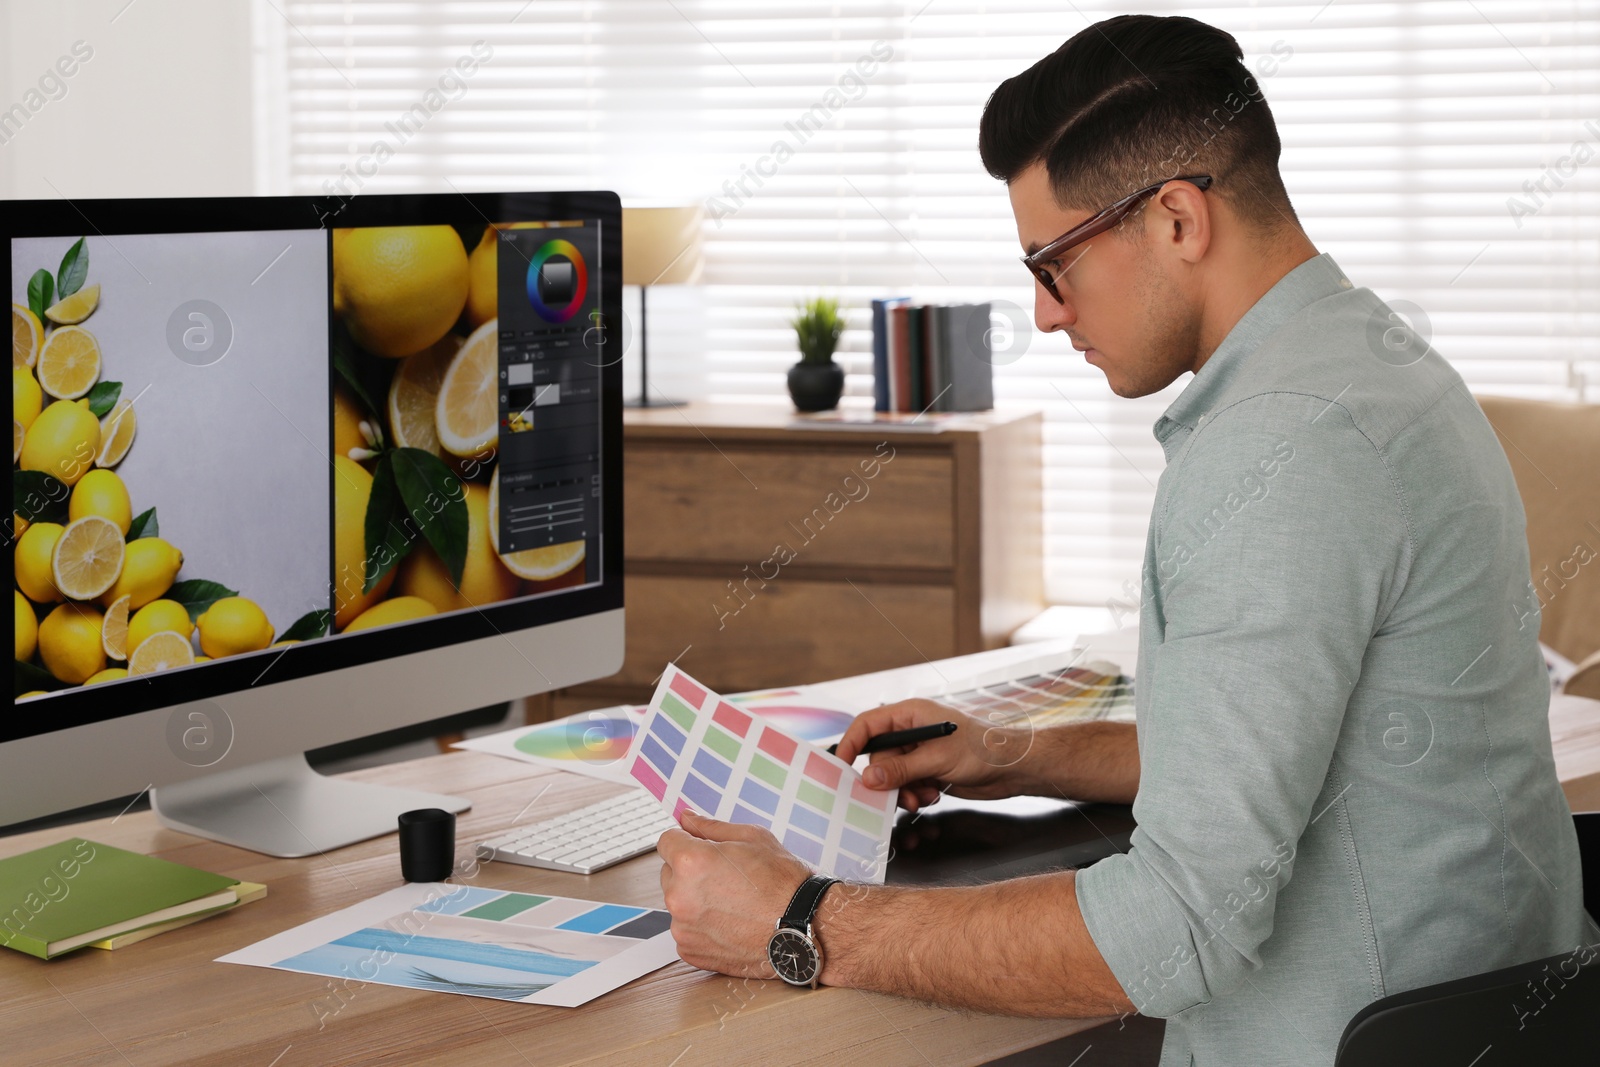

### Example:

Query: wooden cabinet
xmin=550 ymin=404 xmax=1043 ymax=717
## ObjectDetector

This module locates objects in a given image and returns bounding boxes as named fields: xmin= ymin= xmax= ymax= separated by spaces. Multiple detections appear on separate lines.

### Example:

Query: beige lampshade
xmin=622 ymin=206 xmax=704 ymax=287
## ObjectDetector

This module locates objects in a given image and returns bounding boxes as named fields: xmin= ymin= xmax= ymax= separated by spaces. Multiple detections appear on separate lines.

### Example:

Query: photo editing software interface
xmin=12 ymin=218 xmax=606 ymax=704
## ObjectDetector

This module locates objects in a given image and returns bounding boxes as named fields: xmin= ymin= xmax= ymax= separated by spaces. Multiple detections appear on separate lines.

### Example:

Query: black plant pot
xmin=787 ymin=360 xmax=845 ymax=412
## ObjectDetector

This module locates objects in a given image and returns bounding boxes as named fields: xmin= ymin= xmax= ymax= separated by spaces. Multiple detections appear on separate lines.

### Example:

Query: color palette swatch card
xmin=629 ymin=666 xmax=895 ymax=883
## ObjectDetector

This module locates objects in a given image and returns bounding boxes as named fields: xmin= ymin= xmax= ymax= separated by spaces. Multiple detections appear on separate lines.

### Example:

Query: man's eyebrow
xmin=1024 ymin=242 xmax=1042 ymax=257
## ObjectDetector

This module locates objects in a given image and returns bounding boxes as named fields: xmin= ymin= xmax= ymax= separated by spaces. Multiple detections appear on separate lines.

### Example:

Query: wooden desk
xmin=0 ymin=750 xmax=1105 ymax=1067
xmin=9 ymin=630 xmax=1595 ymax=1066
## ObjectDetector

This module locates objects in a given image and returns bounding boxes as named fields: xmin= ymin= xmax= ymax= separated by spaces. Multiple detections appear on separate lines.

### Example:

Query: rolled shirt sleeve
xmin=1076 ymin=395 xmax=1410 ymax=1018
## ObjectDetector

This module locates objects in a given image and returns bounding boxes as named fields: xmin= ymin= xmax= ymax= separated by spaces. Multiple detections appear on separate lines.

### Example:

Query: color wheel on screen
xmin=525 ymin=238 xmax=588 ymax=323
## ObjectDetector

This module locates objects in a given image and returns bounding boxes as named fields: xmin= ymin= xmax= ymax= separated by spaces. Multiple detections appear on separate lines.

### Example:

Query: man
xmin=659 ymin=15 xmax=1591 ymax=1065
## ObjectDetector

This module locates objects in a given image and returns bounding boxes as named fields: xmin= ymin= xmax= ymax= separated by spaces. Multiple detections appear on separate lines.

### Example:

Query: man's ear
xmin=1149 ymin=180 xmax=1211 ymax=263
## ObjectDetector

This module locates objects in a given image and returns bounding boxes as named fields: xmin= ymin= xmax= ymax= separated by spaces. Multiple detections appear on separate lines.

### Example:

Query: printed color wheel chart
xmin=727 ymin=690 xmax=855 ymax=741
xmin=513 ymin=713 xmax=638 ymax=764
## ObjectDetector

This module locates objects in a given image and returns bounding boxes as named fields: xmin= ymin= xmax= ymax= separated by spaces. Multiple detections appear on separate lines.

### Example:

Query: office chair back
xmin=1476 ymin=395 xmax=1600 ymax=670
xmin=1334 ymin=812 xmax=1600 ymax=1065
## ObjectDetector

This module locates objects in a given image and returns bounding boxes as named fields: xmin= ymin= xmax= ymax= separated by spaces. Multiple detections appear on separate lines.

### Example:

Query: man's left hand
xmin=658 ymin=810 xmax=812 ymax=978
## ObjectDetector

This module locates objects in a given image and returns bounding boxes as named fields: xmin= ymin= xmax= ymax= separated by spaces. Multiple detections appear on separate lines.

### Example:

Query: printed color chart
xmin=218 ymin=884 xmax=679 ymax=1007
xmin=629 ymin=666 xmax=896 ymax=882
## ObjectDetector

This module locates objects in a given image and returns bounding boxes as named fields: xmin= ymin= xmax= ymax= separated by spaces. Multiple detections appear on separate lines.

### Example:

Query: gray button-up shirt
xmin=1075 ymin=253 xmax=1592 ymax=1066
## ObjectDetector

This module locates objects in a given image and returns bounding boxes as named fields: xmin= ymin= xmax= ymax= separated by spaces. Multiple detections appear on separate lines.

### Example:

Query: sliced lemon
xmin=128 ymin=630 xmax=195 ymax=675
xmin=102 ymin=594 xmax=131 ymax=660
xmin=12 ymin=418 xmax=21 ymax=463
xmin=36 ymin=325 xmax=101 ymax=400
xmin=503 ymin=540 xmax=586 ymax=581
xmin=44 ymin=284 xmax=100 ymax=325
xmin=51 ymin=514 xmax=126 ymax=601
xmin=12 ymin=303 xmax=42 ymax=368
xmin=488 ymin=466 xmax=588 ymax=580
xmin=435 ymin=319 xmax=499 ymax=456
xmin=388 ymin=333 xmax=461 ymax=456
xmin=96 ymin=398 xmax=137 ymax=468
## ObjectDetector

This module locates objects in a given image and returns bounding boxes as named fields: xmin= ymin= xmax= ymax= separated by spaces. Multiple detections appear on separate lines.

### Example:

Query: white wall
xmin=0 ymin=0 xmax=255 ymax=200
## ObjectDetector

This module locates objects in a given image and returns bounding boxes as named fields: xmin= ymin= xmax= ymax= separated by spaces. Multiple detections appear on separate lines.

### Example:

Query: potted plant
xmin=786 ymin=297 xmax=846 ymax=412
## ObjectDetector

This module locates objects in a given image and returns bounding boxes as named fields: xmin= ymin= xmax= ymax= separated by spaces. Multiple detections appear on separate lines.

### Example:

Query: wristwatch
xmin=766 ymin=875 xmax=839 ymax=988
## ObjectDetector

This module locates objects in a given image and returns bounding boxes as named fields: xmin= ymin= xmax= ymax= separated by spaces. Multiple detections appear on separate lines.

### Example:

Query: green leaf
xmin=27 ymin=269 xmax=53 ymax=322
xmin=15 ymin=661 xmax=60 ymax=698
xmin=331 ymin=323 xmax=389 ymax=449
xmin=86 ymin=380 xmax=122 ymax=419
xmin=126 ymin=507 xmax=158 ymax=541
xmin=56 ymin=238 xmax=88 ymax=299
xmin=362 ymin=452 xmax=414 ymax=593
xmin=14 ymin=471 xmax=70 ymax=524
xmin=281 ymin=609 xmax=332 ymax=642
xmin=391 ymin=447 xmax=469 ymax=588
xmin=167 ymin=579 xmax=240 ymax=623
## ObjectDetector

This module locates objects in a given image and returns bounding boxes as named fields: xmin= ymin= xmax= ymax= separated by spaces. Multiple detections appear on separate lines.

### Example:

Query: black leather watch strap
xmin=779 ymin=875 xmax=839 ymax=932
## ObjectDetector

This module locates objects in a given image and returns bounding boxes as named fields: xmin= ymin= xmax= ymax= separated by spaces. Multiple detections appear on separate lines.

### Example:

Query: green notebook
xmin=0 ymin=839 xmax=239 ymax=960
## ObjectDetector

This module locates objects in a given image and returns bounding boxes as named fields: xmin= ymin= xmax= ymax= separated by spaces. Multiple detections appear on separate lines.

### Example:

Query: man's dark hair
xmin=978 ymin=15 xmax=1297 ymax=232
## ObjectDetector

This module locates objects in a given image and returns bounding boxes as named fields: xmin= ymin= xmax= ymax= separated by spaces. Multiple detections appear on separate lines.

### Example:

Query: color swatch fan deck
xmin=936 ymin=660 xmax=1133 ymax=727
xmin=629 ymin=666 xmax=896 ymax=882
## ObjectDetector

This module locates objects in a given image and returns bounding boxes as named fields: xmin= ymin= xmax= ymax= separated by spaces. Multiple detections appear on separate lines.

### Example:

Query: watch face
xmin=767 ymin=928 xmax=821 ymax=986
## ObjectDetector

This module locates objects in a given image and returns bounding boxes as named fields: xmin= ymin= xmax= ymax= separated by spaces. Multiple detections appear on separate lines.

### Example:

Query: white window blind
xmin=260 ymin=0 xmax=1599 ymax=607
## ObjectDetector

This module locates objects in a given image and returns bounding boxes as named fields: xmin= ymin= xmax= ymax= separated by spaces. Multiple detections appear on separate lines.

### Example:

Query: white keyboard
xmin=476 ymin=789 xmax=678 ymax=875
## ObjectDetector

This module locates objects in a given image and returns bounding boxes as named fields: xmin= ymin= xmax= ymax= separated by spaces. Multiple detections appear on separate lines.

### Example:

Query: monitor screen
xmin=9 ymin=192 xmax=623 ymax=745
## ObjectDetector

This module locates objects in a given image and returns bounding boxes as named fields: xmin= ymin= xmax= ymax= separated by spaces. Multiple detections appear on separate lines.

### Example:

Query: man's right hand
xmin=831 ymin=699 xmax=1035 ymax=813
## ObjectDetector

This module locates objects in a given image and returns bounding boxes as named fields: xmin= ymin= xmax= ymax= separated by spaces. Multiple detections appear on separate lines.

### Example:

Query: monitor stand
xmin=150 ymin=754 xmax=471 ymax=858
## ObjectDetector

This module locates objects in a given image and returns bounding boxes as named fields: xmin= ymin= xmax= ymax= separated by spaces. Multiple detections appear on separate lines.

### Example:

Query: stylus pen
xmin=828 ymin=721 xmax=957 ymax=757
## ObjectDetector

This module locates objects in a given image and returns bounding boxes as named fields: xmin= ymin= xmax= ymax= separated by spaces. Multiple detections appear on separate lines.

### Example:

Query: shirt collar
xmin=1155 ymin=252 xmax=1353 ymax=441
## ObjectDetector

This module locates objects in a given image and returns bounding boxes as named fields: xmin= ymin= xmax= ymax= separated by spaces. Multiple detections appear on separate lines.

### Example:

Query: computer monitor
xmin=6 ymin=191 xmax=624 ymax=856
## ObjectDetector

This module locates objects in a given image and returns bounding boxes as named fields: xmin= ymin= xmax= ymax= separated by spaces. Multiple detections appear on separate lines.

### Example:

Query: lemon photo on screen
xmin=20 ymin=398 xmax=99 ymax=486
xmin=13 ymin=232 xmax=333 ymax=700
xmin=386 ymin=333 xmax=459 ymax=456
xmin=13 ymin=302 xmax=42 ymax=368
xmin=36 ymin=325 xmax=102 ymax=400
xmin=14 ymin=366 xmax=41 ymax=428
xmin=327 ymin=219 xmax=595 ymax=637
xmin=333 ymin=225 xmax=468 ymax=358
xmin=44 ymin=283 xmax=100 ymax=325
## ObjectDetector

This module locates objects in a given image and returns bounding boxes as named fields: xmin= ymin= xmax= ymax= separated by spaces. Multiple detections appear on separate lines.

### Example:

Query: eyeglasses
xmin=1021 ymin=175 xmax=1213 ymax=304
